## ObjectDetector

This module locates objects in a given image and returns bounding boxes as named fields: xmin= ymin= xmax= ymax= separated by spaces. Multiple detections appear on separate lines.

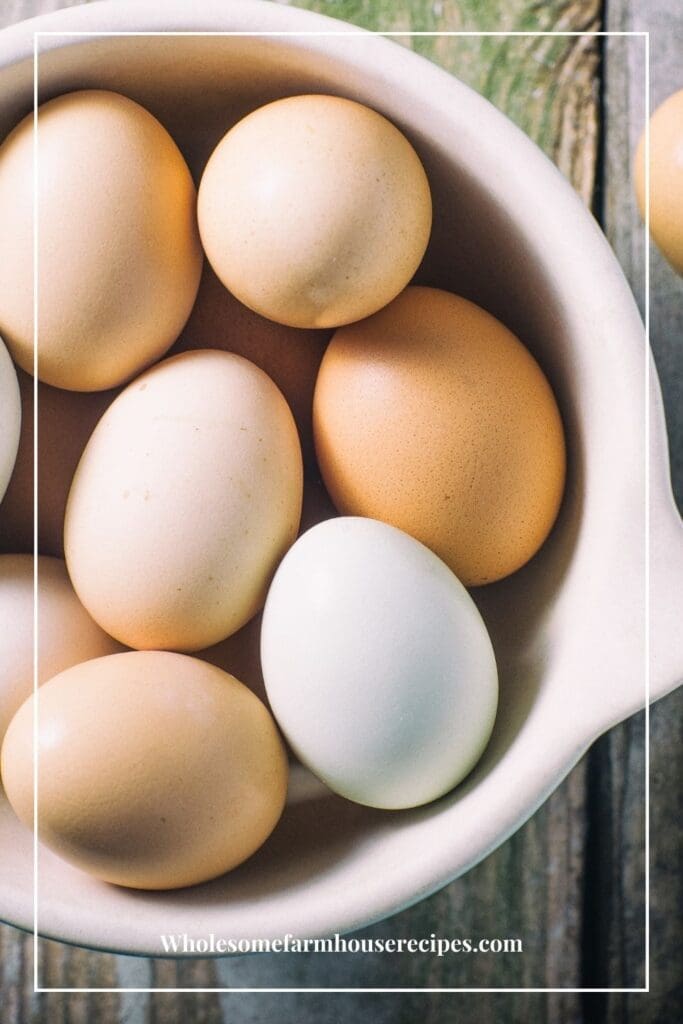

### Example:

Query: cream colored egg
xmin=65 ymin=350 xmax=303 ymax=652
xmin=0 ymin=554 xmax=123 ymax=744
xmin=0 ymin=90 xmax=203 ymax=391
xmin=197 ymin=94 xmax=432 ymax=328
xmin=1 ymin=651 xmax=288 ymax=889
xmin=634 ymin=89 xmax=683 ymax=276
xmin=314 ymin=286 xmax=566 ymax=586
xmin=0 ymin=337 xmax=20 ymax=504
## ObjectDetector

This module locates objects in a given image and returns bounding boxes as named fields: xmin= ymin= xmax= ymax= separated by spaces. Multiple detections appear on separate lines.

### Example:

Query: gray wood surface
xmin=596 ymin=4 xmax=683 ymax=1023
xmin=0 ymin=0 xmax=680 ymax=1020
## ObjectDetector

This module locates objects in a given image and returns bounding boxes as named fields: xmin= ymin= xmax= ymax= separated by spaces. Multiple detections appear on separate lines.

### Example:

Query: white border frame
xmin=30 ymin=26 xmax=651 ymax=996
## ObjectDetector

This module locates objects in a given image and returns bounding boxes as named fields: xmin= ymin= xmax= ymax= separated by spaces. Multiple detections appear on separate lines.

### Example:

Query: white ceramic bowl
xmin=1 ymin=0 xmax=681 ymax=957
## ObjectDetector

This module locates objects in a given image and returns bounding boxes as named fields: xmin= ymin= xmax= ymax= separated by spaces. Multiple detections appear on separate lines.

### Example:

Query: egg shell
xmin=261 ymin=517 xmax=498 ymax=810
xmin=0 ymin=554 xmax=123 ymax=744
xmin=1 ymin=650 xmax=288 ymax=889
xmin=172 ymin=262 xmax=330 ymax=470
xmin=65 ymin=349 xmax=303 ymax=652
xmin=0 ymin=89 xmax=203 ymax=391
xmin=197 ymin=94 xmax=432 ymax=329
xmin=0 ymin=367 xmax=118 ymax=556
xmin=0 ymin=336 xmax=20 ymax=504
xmin=313 ymin=286 xmax=566 ymax=586
xmin=634 ymin=89 xmax=683 ymax=276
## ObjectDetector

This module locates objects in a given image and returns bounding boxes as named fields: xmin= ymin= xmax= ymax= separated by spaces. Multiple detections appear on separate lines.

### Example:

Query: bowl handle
xmin=650 ymin=381 xmax=683 ymax=705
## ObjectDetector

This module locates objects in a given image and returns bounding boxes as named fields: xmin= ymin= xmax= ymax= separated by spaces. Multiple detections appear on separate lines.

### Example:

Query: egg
xmin=0 ymin=554 xmax=122 ymax=744
xmin=0 ymin=336 xmax=20 ymax=505
xmin=634 ymin=89 xmax=683 ymax=276
xmin=313 ymin=286 xmax=566 ymax=586
xmin=0 ymin=367 xmax=117 ymax=556
xmin=0 ymin=90 xmax=203 ymax=391
xmin=197 ymin=94 xmax=432 ymax=329
xmin=261 ymin=517 xmax=498 ymax=809
xmin=172 ymin=263 xmax=330 ymax=469
xmin=65 ymin=349 xmax=303 ymax=652
xmin=1 ymin=650 xmax=288 ymax=889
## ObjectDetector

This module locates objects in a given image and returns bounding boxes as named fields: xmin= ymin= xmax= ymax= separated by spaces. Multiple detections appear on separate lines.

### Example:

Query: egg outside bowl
xmin=0 ymin=0 xmax=681 ymax=959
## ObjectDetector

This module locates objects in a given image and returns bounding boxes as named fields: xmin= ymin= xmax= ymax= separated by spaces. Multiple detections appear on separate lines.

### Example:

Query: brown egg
xmin=0 ymin=368 xmax=117 ymax=556
xmin=197 ymin=94 xmax=432 ymax=329
xmin=172 ymin=263 xmax=330 ymax=469
xmin=1 ymin=651 xmax=288 ymax=890
xmin=0 ymin=90 xmax=203 ymax=391
xmin=634 ymin=89 xmax=683 ymax=276
xmin=313 ymin=286 xmax=566 ymax=586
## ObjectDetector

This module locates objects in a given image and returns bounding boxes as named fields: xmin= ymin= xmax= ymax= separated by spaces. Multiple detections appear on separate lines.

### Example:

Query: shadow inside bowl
xmin=113 ymin=793 xmax=390 ymax=909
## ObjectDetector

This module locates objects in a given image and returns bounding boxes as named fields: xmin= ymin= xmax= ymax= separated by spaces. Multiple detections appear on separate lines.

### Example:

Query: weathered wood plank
xmin=590 ymin=0 xmax=683 ymax=1021
xmin=282 ymin=0 xmax=601 ymax=203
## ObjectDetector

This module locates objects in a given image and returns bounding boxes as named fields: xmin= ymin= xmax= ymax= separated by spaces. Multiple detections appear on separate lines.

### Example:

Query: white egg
xmin=261 ymin=517 xmax=498 ymax=810
xmin=0 ymin=336 xmax=20 ymax=505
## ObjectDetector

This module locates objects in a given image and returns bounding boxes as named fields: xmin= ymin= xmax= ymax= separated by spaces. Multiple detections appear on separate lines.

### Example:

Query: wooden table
xmin=0 ymin=1 xmax=681 ymax=1021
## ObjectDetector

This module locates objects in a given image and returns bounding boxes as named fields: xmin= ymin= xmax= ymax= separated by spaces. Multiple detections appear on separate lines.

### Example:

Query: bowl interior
xmin=0 ymin=29 xmax=647 ymax=953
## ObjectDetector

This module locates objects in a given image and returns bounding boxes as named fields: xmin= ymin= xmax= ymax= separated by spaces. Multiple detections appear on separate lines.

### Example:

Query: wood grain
xmin=0 ymin=0 xmax=679 ymax=1020
xmin=591 ymin=2 xmax=683 ymax=1023
xmin=283 ymin=0 xmax=601 ymax=203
